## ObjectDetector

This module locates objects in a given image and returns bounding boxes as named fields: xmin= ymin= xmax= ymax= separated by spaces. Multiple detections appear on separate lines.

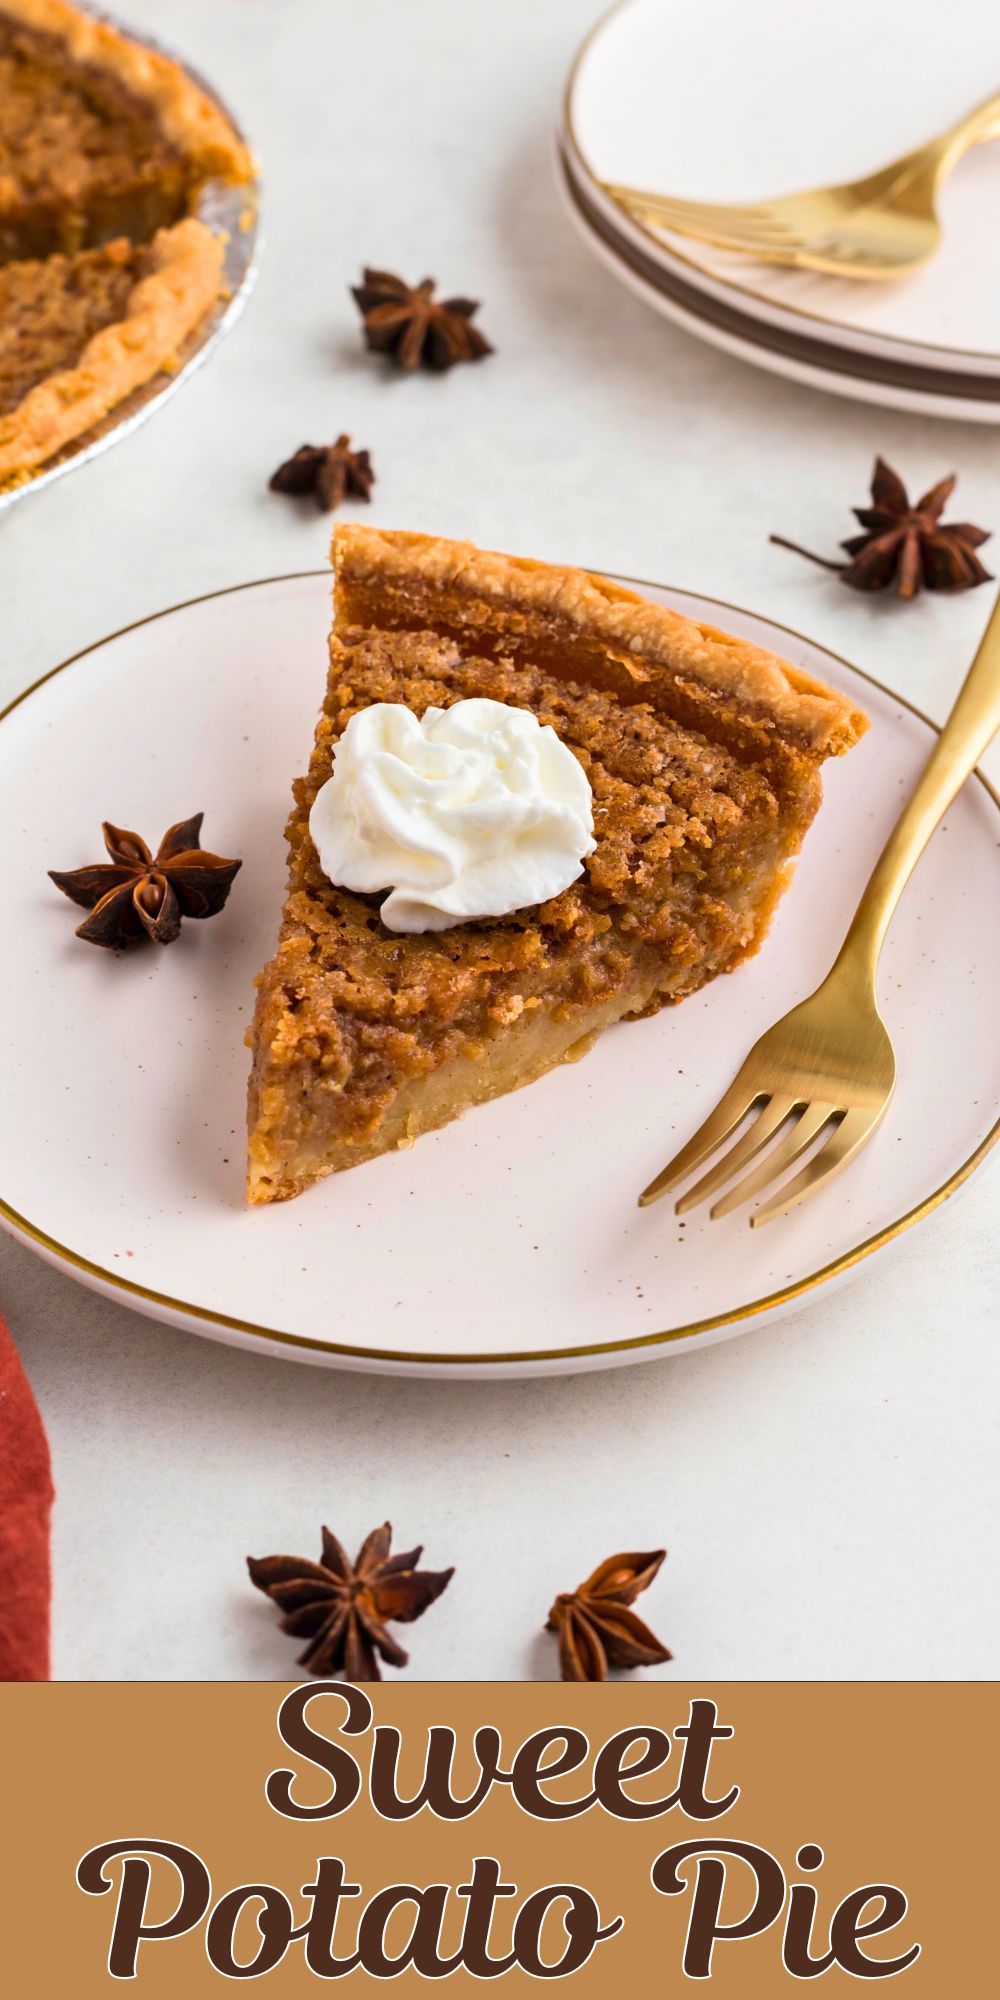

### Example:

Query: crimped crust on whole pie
xmin=246 ymin=528 xmax=868 ymax=1205
xmin=0 ymin=217 xmax=223 ymax=480
xmin=0 ymin=0 xmax=252 ymax=204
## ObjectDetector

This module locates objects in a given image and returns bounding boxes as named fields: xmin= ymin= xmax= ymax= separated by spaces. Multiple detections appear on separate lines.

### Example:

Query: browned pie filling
xmin=246 ymin=530 xmax=865 ymax=1203
xmin=272 ymin=628 xmax=816 ymax=1145
xmin=0 ymin=13 xmax=186 ymax=262
xmin=0 ymin=236 xmax=148 ymax=413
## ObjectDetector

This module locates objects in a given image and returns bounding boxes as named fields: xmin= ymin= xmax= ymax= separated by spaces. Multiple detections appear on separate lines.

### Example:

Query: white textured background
xmin=1 ymin=0 xmax=998 ymax=1679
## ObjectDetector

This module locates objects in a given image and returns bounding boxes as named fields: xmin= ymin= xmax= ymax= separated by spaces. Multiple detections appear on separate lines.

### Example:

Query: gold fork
xmin=639 ymin=590 xmax=1000 ymax=1226
xmin=603 ymin=89 xmax=1000 ymax=281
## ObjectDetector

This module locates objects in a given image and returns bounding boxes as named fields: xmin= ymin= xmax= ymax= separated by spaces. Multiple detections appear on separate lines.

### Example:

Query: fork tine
xmin=603 ymin=184 xmax=777 ymax=226
xmin=631 ymin=216 xmax=808 ymax=259
xmin=605 ymin=189 xmax=801 ymax=244
xmin=637 ymin=1078 xmax=762 ymax=1208
xmin=618 ymin=204 xmax=799 ymax=247
xmin=675 ymin=1094 xmax=800 ymax=1215
xmin=620 ymin=201 xmax=785 ymax=233
xmin=709 ymin=1103 xmax=840 ymax=1219
xmin=750 ymin=1106 xmax=884 ymax=1228
xmin=649 ymin=216 xmax=801 ymax=248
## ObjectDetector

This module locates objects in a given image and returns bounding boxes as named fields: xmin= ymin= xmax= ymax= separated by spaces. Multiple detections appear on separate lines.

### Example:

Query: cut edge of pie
xmin=0 ymin=219 xmax=224 ymax=481
xmin=245 ymin=527 xmax=868 ymax=1205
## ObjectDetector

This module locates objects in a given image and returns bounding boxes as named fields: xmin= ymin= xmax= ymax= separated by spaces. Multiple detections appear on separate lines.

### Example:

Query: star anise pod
xmin=269 ymin=434 xmax=375 ymax=512
xmin=49 ymin=813 xmax=242 ymax=949
xmin=248 ymin=1522 xmax=454 ymax=1681
xmin=351 ymin=267 xmax=493 ymax=371
xmin=547 ymin=1548 xmax=672 ymax=1682
xmin=771 ymin=456 xmax=992 ymax=600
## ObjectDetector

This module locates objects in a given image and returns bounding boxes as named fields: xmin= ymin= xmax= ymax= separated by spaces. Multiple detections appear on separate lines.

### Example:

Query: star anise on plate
xmin=546 ymin=1548 xmax=672 ymax=1682
xmin=269 ymin=434 xmax=375 ymax=512
xmin=248 ymin=1522 xmax=454 ymax=1681
xmin=49 ymin=813 xmax=242 ymax=949
xmin=351 ymin=267 xmax=493 ymax=371
xmin=771 ymin=456 xmax=992 ymax=600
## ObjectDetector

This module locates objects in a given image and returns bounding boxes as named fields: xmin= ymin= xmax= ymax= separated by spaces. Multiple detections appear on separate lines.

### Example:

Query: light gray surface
xmin=2 ymin=0 xmax=998 ymax=1680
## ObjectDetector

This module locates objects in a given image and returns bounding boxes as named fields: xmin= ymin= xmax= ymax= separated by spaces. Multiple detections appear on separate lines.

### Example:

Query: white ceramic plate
xmin=558 ymin=149 xmax=1000 ymax=423
xmin=0 ymin=6 xmax=261 ymax=519
xmin=566 ymin=0 xmax=1000 ymax=379
xmin=2 ymin=573 xmax=999 ymax=1377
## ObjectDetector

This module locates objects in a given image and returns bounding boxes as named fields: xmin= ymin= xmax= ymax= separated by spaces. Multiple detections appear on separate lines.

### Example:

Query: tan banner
xmin=1 ymin=1683 xmax=991 ymax=1990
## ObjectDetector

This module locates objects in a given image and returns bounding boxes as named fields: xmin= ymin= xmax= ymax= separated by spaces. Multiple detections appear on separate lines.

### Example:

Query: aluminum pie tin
xmin=0 ymin=7 xmax=261 ymax=518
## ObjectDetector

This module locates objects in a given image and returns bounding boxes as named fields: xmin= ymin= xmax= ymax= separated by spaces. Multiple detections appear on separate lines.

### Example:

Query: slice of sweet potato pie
xmin=246 ymin=526 xmax=866 ymax=1203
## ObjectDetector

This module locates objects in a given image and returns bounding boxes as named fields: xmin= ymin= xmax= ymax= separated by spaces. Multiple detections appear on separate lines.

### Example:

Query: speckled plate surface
xmin=2 ymin=571 xmax=999 ymax=1376
xmin=0 ymin=6 xmax=260 ymax=517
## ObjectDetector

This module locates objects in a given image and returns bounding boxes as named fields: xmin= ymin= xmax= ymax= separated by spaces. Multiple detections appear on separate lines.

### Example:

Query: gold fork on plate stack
xmin=639 ymin=590 xmax=1000 ymax=1225
xmin=604 ymin=89 xmax=1000 ymax=281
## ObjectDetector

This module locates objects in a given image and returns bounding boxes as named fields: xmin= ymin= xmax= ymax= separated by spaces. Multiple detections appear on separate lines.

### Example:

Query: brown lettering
xmin=509 ymin=1729 xmax=592 ymax=1819
xmin=781 ymin=1848 xmax=836 ymax=1977
xmin=672 ymin=1701 xmax=739 ymax=1819
xmin=300 ymin=1858 xmax=363 ymax=1975
xmin=455 ymin=1859 xmax=518 ymax=1976
xmin=355 ymin=1884 xmax=454 ymax=1976
xmin=369 ymin=1725 xmax=503 ymax=1820
xmin=829 ymin=1886 xmax=920 ymax=1978
xmin=652 ymin=1839 xmax=785 ymax=1977
xmin=512 ymin=1885 xmax=623 ymax=1977
xmin=205 ymin=1885 xmax=299 ymax=1976
xmin=76 ymin=1839 xmax=211 ymax=1979
xmin=266 ymin=1682 xmax=368 ymax=1821
xmin=593 ymin=1728 xmax=673 ymax=1819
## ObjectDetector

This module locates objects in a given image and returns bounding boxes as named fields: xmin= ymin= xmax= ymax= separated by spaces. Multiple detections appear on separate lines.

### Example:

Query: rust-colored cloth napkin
xmin=0 ymin=1312 xmax=53 ymax=1681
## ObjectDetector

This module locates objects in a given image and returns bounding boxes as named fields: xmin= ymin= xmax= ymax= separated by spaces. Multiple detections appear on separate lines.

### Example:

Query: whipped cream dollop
xmin=308 ymin=698 xmax=596 ymax=933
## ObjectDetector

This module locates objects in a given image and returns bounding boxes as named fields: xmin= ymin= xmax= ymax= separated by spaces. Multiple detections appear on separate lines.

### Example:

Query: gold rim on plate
xmin=559 ymin=148 xmax=1000 ymax=405
xmin=2 ymin=572 xmax=999 ymax=1369
xmin=564 ymin=0 xmax=1000 ymax=374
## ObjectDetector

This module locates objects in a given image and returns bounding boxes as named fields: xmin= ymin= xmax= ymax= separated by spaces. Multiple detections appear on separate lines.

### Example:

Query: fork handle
xmin=835 ymin=587 xmax=1000 ymax=980
xmin=933 ymin=90 xmax=1000 ymax=171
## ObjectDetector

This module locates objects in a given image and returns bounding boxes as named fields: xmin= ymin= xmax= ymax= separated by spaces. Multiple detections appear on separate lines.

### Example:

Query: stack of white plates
xmin=560 ymin=0 xmax=1000 ymax=422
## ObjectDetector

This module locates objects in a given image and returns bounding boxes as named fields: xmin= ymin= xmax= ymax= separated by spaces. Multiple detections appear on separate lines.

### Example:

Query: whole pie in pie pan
xmin=0 ymin=0 xmax=255 ymax=492
xmin=246 ymin=528 xmax=868 ymax=1203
